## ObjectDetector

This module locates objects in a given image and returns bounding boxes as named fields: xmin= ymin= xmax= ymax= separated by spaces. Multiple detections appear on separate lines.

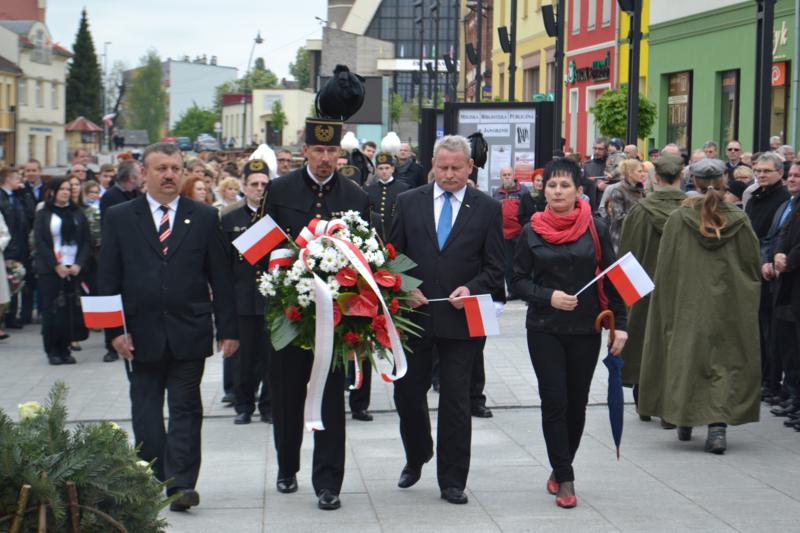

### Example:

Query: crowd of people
xmin=1 ymin=128 xmax=796 ymax=513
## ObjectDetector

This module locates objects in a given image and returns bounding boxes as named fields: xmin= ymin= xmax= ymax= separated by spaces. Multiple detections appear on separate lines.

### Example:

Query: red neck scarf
xmin=531 ymin=199 xmax=608 ymax=309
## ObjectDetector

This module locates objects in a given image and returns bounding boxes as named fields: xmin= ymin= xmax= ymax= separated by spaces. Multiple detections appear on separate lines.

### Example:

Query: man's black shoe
xmin=317 ymin=489 xmax=340 ymax=510
xmin=352 ymin=409 xmax=373 ymax=421
xmin=276 ymin=474 xmax=298 ymax=493
xmin=234 ymin=413 xmax=251 ymax=425
xmin=221 ymin=393 xmax=235 ymax=404
xmin=61 ymin=355 xmax=77 ymax=365
xmin=47 ymin=356 xmax=63 ymax=366
xmin=260 ymin=412 xmax=273 ymax=423
xmin=771 ymin=405 xmax=798 ymax=417
xmin=102 ymin=351 xmax=119 ymax=362
xmin=169 ymin=489 xmax=200 ymax=512
xmin=471 ymin=405 xmax=493 ymax=418
xmin=397 ymin=464 xmax=422 ymax=488
xmin=440 ymin=487 xmax=468 ymax=504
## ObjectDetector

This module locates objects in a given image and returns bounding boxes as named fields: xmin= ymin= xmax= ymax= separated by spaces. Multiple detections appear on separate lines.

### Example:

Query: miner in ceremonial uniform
xmin=222 ymin=159 xmax=273 ymax=426
xmin=263 ymin=117 xmax=370 ymax=510
xmin=365 ymin=152 xmax=409 ymax=241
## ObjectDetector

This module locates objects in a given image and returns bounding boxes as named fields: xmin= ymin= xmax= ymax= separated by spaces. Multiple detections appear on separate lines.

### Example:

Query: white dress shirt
xmin=433 ymin=182 xmax=466 ymax=230
xmin=50 ymin=214 xmax=78 ymax=265
xmin=146 ymin=193 xmax=180 ymax=232
xmin=307 ymin=167 xmax=334 ymax=186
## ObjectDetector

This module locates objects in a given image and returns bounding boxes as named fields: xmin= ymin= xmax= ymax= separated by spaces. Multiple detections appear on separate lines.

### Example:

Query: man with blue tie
xmin=388 ymin=135 xmax=504 ymax=504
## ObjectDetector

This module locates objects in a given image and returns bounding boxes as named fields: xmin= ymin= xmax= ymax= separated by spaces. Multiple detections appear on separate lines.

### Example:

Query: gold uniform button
xmin=315 ymin=214 xmax=322 ymax=218
xmin=316 ymin=202 xmax=322 ymax=208
xmin=318 ymin=192 xmax=323 ymax=198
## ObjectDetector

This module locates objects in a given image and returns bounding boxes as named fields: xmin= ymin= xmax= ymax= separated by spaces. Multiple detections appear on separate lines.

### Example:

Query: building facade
xmin=0 ymin=55 xmax=21 ymax=166
xmin=648 ymin=0 xmax=796 ymax=152
xmin=0 ymin=20 xmax=70 ymax=166
xmin=460 ymin=0 xmax=494 ymax=102
xmin=163 ymin=58 xmax=237 ymax=130
xmin=221 ymin=88 xmax=315 ymax=149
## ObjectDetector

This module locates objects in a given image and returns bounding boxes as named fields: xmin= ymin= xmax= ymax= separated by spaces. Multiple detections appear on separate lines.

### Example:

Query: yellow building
xmin=0 ymin=56 xmax=20 ymax=166
xmin=490 ymin=0 xmax=556 ymax=101
xmin=617 ymin=0 xmax=650 ymax=152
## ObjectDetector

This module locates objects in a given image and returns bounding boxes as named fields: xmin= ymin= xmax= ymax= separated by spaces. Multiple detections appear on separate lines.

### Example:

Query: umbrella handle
xmin=594 ymin=310 xmax=616 ymax=347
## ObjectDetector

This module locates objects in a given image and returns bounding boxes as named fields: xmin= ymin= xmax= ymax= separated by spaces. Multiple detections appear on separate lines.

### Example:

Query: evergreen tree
xmin=65 ymin=9 xmax=102 ymax=124
xmin=124 ymin=49 xmax=166 ymax=144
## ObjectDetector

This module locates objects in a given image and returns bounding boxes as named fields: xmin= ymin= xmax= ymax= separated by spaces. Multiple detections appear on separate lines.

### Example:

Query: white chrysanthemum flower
xmin=297 ymin=294 xmax=311 ymax=308
xmin=283 ymin=276 xmax=293 ymax=287
xmin=372 ymin=253 xmax=385 ymax=267
xmin=319 ymin=255 xmax=338 ymax=273
xmin=365 ymin=237 xmax=379 ymax=251
xmin=306 ymin=240 xmax=324 ymax=256
xmin=335 ymin=253 xmax=349 ymax=270
xmin=352 ymin=236 xmax=363 ymax=248
xmin=296 ymin=278 xmax=313 ymax=295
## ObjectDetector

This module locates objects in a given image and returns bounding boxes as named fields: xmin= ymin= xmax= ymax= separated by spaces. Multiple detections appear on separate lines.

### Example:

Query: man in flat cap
xmin=222 ymin=159 xmax=273 ymax=426
xmin=262 ymin=117 xmax=370 ymax=511
xmin=617 ymin=152 xmax=686 ymax=424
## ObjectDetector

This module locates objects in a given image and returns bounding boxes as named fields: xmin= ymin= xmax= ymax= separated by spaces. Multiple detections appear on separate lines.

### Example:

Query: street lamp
xmin=466 ymin=0 xmax=485 ymax=102
xmin=102 ymin=41 xmax=111 ymax=151
xmin=618 ymin=0 xmax=642 ymax=145
xmin=241 ymin=31 xmax=264 ymax=149
xmin=414 ymin=0 xmax=424 ymax=123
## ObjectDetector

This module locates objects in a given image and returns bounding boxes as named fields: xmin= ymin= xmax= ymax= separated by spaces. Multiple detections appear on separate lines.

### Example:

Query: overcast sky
xmin=46 ymin=0 xmax=327 ymax=79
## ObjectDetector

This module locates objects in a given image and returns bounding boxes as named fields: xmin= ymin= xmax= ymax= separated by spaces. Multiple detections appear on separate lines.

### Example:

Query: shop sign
xmin=773 ymin=19 xmax=791 ymax=60
xmin=566 ymin=51 xmax=610 ymax=84
xmin=772 ymin=62 xmax=786 ymax=87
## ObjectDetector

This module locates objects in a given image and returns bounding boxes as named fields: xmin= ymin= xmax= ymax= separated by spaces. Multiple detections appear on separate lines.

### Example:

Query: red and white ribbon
xmin=298 ymin=218 xmax=408 ymax=431
xmin=268 ymin=249 xmax=294 ymax=270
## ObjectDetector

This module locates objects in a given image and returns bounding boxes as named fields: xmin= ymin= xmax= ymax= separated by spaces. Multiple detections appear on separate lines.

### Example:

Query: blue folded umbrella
xmin=603 ymin=352 xmax=624 ymax=460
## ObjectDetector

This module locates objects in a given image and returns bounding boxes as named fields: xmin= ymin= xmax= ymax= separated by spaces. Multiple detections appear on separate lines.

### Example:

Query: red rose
xmin=393 ymin=275 xmax=403 ymax=293
xmin=343 ymin=331 xmax=360 ymax=345
xmin=374 ymin=269 xmax=399 ymax=288
xmin=389 ymin=298 xmax=400 ymax=315
xmin=371 ymin=315 xmax=392 ymax=348
xmin=386 ymin=243 xmax=397 ymax=260
xmin=336 ymin=267 xmax=358 ymax=287
xmin=333 ymin=302 xmax=342 ymax=327
xmin=285 ymin=305 xmax=302 ymax=322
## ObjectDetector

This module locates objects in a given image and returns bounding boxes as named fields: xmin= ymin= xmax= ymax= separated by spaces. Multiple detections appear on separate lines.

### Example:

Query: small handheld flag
xmin=233 ymin=215 xmax=288 ymax=265
xmin=462 ymin=294 xmax=501 ymax=337
xmin=575 ymin=252 xmax=654 ymax=306
xmin=81 ymin=295 xmax=125 ymax=329
xmin=268 ymin=248 xmax=294 ymax=270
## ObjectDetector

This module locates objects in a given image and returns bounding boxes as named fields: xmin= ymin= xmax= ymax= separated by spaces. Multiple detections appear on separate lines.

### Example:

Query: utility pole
xmin=452 ymin=0 xmax=459 ymax=102
xmin=102 ymin=41 xmax=111 ymax=151
xmin=543 ymin=0 xmax=565 ymax=152
xmin=508 ymin=0 xmax=517 ymax=101
xmin=621 ymin=0 xmax=642 ymax=145
xmin=754 ymin=0 xmax=776 ymax=152
xmin=476 ymin=0 xmax=483 ymax=102
xmin=242 ymin=31 xmax=263 ymax=149
xmin=432 ymin=1 xmax=440 ymax=108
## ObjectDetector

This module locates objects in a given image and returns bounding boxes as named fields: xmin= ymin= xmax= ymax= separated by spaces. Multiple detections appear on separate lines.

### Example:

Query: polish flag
xmin=81 ymin=295 xmax=125 ymax=329
xmin=233 ymin=215 xmax=287 ymax=265
xmin=462 ymin=294 xmax=500 ymax=337
xmin=605 ymin=252 xmax=655 ymax=306
xmin=102 ymin=113 xmax=116 ymax=127
xmin=268 ymin=248 xmax=294 ymax=270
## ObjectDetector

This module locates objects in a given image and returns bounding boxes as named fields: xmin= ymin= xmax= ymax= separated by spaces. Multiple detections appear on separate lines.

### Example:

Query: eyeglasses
xmin=727 ymin=147 xmax=741 ymax=152
xmin=277 ymin=158 xmax=292 ymax=163
xmin=753 ymin=168 xmax=777 ymax=174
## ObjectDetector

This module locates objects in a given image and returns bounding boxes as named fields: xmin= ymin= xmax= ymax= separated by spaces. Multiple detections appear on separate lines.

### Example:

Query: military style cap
xmin=688 ymin=158 xmax=726 ymax=180
xmin=375 ymin=152 xmax=396 ymax=167
xmin=243 ymin=159 xmax=269 ymax=178
xmin=305 ymin=117 xmax=343 ymax=146
xmin=339 ymin=164 xmax=362 ymax=182
xmin=339 ymin=149 xmax=349 ymax=159
xmin=653 ymin=153 xmax=683 ymax=180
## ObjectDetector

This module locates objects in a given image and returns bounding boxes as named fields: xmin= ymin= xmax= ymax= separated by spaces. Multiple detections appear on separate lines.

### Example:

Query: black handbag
xmin=52 ymin=277 xmax=89 ymax=343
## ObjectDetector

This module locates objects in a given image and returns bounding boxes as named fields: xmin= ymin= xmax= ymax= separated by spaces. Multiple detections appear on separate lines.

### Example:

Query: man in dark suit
xmin=395 ymin=142 xmax=427 ymax=189
xmin=99 ymin=142 xmax=238 ymax=512
xmin=222 ymin=160 xmax=272 ymax=425
xmin=263 ymin=117 xmax=370 ymax=511
xmin=388 ymin=135 xmax=504 ymax=504
xmin=0 ymin=167 xmax=31 ymax=329
xmin=99 ymin=160 xmax=141 ymax=221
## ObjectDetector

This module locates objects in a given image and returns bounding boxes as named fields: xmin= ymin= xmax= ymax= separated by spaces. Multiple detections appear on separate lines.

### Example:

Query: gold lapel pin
xmin=184 ymin=219 xmax=191 ymax=224
xmin=465 ymin=204 xmax=470 ymax=208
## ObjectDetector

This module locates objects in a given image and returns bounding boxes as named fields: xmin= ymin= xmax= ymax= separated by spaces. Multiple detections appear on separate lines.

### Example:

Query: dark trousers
xmin=5 ymin=293 xmax=18 ymax=326
xmin=527 ymin=331 xmax=601 ymax=483
xmin=234 ymin=315 xmax=271 ymax=415
xmin=470 ymin=337 xmax=488 ymax=408
xmin=774 ymin=316 xmax=800 ymax=397
xmin=20 ymin=257 xmax=35 ymax=323
xmin=270 ymin=344 xmax=345 ymax=495
xmin=394 ymin=335 xmax=480 ymax=491
xmin=503 ymin=237 xmax=518 ymax=298
xmin=126 ymin=353 xmax=206 ymax=494
xmin=223 ymin=356 xmax=234 ymax=395
xmin=760 ymin=282 xmax=781 ymax=392
xmin=348 ymin=358 xmax=372 ymax=412
xmin=38 ymin=274 xmax=73 ymax=358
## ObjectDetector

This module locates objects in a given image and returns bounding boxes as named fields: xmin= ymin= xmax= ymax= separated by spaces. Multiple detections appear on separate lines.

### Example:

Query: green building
xmin=648 ymin=0 xmax=796 ymax=152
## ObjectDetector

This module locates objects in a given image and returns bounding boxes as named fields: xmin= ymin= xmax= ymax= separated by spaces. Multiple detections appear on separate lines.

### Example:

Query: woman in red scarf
xmin=512 ymin=158 xmax=628 ymax=509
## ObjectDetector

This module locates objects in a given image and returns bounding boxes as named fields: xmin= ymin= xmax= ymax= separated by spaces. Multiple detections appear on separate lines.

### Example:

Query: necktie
xmin=158 ymin=205 xmax=171 ymax=255
xmin=779 ymin=200 xmax=794 ymax=227
xmin=437 ymin=191 xmax=453 ymax=249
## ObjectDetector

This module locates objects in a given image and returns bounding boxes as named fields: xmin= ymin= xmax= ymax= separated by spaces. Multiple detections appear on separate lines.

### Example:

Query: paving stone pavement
xmin=2 ymin=302 xmax=800 ymax=532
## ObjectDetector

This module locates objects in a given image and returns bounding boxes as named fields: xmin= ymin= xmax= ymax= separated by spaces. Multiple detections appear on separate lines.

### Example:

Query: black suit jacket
xmin=388 ymin=183 xmax=505 ymax=339
xmin=775 ymin=197 xmax=800 ymax=317
xmin=0 ymin=188 xmax=30 ymax=261
xmin=98 ymin=195 xmax=238 ymax=361
xmin=762 ymin=197 xmax=794 ymax=264
xmin=99 ymin=185 xmax=138 ymax=221
xmin=221 ymin=204 xmax=268 ymax=316
xmin=33 ymin=207 xmax=91 ymax=274
xmin=264 ymin=166 xmax=369 ymax=240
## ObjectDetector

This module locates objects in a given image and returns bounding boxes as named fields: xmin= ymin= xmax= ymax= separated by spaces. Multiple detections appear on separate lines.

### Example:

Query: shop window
xmin=719 ymin=70 xmax=739 ymax=146
xmin=771 ymin=61 xmax=790 ymax=142
xmin=666 ymin=71 xmax=692 ymax=150
xmin=572 ymin=0 xmax=581 ymax=34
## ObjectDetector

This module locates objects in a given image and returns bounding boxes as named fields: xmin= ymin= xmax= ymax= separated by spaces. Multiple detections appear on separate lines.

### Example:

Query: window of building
xmin=667 ymin=71 xmax=692 ymax=150
xmin=35 ymin=81 xmax=43 ymax=107
xmin=602 ymin=0 xmax=612 ymax=26
xmin=523 ymin=67 xmax=540 ymax=100
xmin=771 ymin=62 xmax=789 ymax=142
xmin=18 ymin=79 xmax=26 ymax=106
xmin=547 ymin=61 xmax=556 ymax=94
xmin=588 ymin=0 xmax=597 ymax=30
xmin=51 ymin=83 xmax=58 ymax=109
xmin=572 ymin=0 xmax=581 ymax=34
xmin=523 ymin=0 xmax=529 ymax=19
xmin=719 ymin=70 xmax=739 ymax=145
xmin=499 ymin=63 xmax=505 ymax=100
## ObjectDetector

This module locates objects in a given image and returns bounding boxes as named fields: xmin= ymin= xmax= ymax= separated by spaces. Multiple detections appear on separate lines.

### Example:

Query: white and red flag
xmin=233 ymin=215 xmax=287 ymax=265
xmin=462 ymin=294 xmax=501 ymax=337
xmin=80 ymin=295 xmax=125 ymax=329
xmin=605 ymin=252 xmax=655 ymax=306
xmin=268 ymin=248 xmax=294 ymax=270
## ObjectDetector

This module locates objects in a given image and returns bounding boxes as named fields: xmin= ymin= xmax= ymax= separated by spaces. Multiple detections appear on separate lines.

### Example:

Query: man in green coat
xmin=638 ymin=158 xmax=761 ymax=454
xmin=618 ymin=154 xmax=686 ymax=408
